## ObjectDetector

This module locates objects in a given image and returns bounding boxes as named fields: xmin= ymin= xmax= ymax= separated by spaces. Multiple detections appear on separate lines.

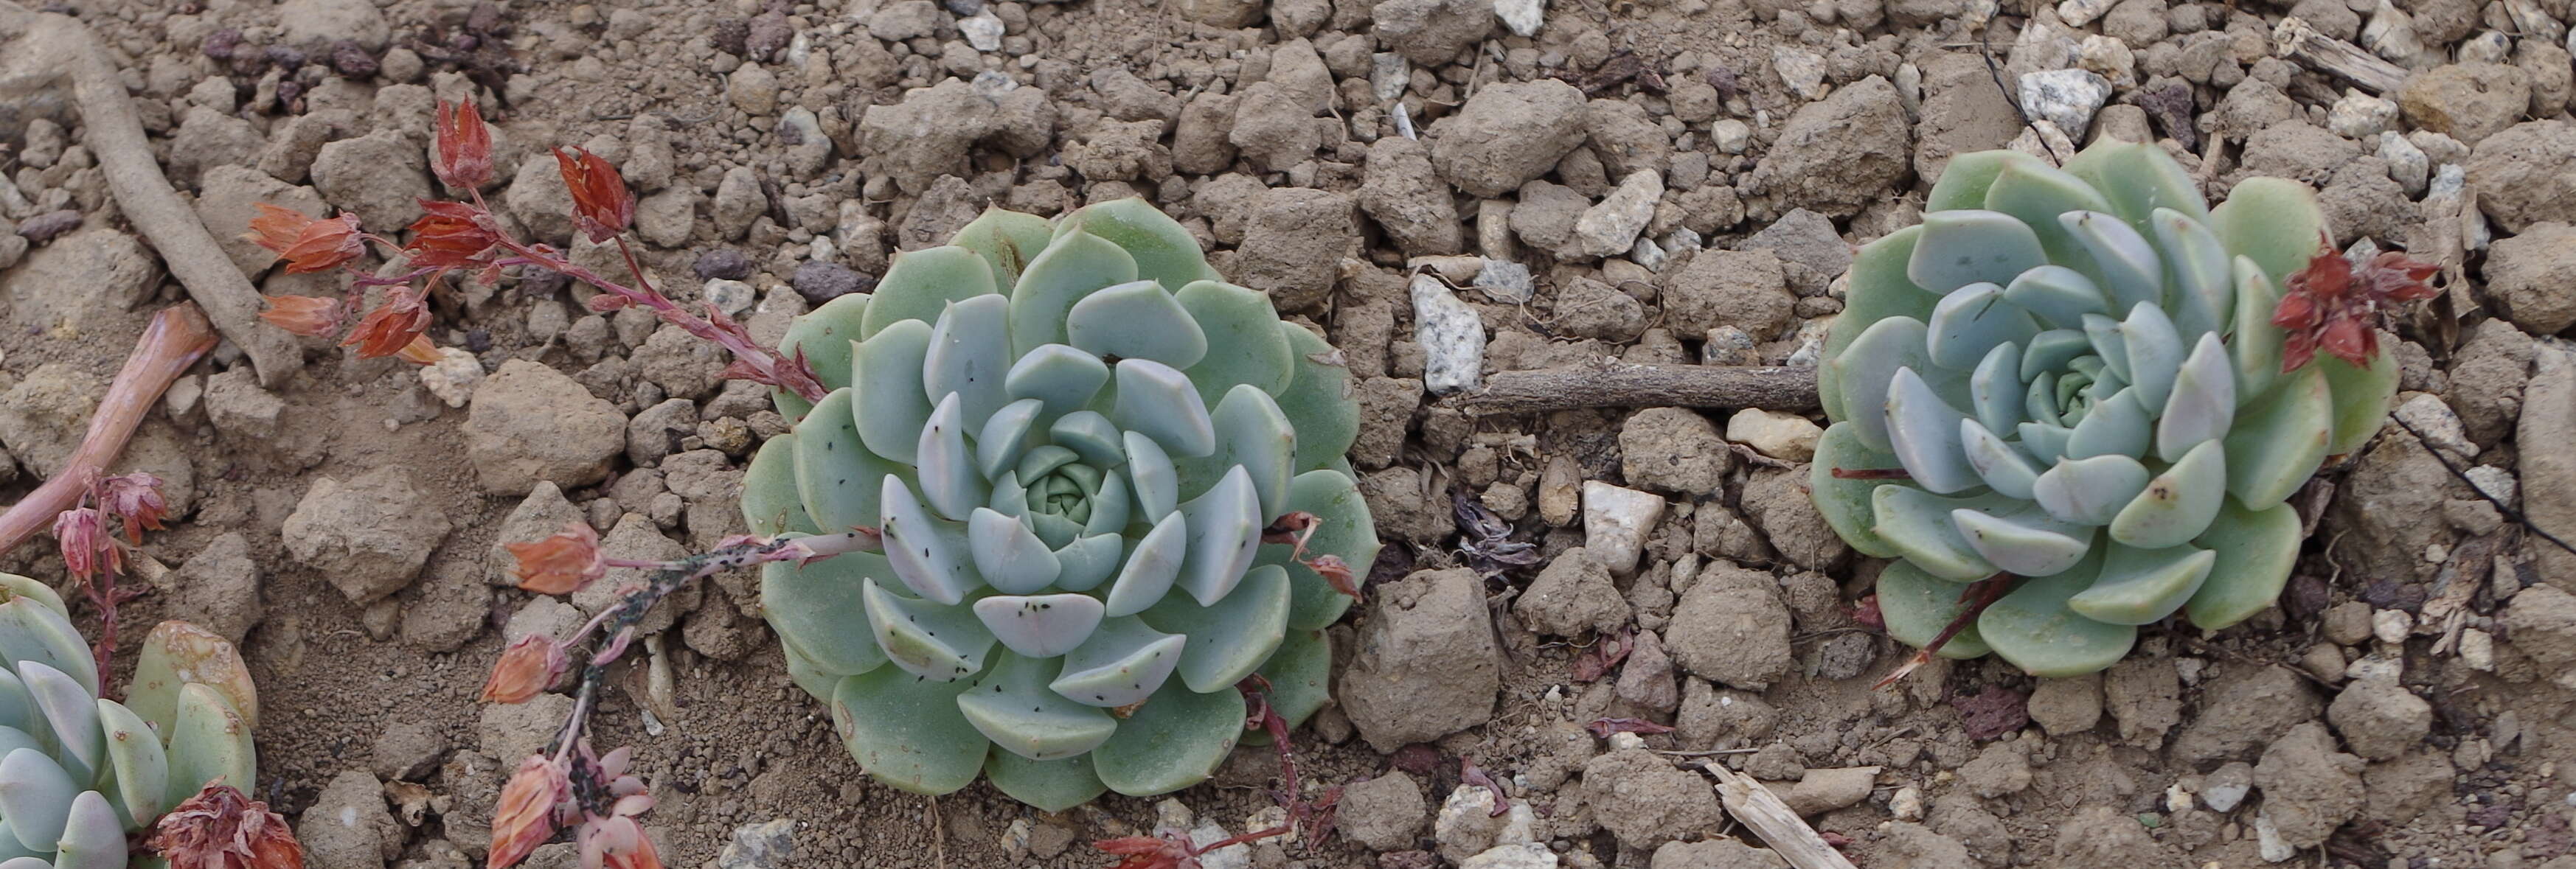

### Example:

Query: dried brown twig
xmin=0 ymin=304 xmax=218 ymax=554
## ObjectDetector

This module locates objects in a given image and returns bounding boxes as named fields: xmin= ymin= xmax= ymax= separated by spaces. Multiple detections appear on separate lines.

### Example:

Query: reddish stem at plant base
xmin=0 ymin=305 xmax=217 ymax=554
xmin=1871 ymin=573 xmax=2015 ymax=691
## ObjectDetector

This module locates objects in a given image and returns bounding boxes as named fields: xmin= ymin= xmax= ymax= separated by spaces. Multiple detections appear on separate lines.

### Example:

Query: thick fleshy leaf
xmin=1175 ymin=280 xmax=1295 ymax=405
xmin=1006 ymin=349 xmax=1111 ymax=430
xmin=2207 ymin=176 xmax=2327 ymax=287
xmin=2060 ymin=211 xmax=2163 ymax=312
xmin=1908 ymin=209 xmax=2048 ymax=293
xmin=2150 ymin=208 xmax=2232 ymax=339
xmin=1872 ymin=487 xmax=2018 ymax=581
xmin=1274 ymin=323 xmax=1361 ymax=473
xmin=1809 ymin=422 xmax=1913 ymax=559
xmin=1049 ymin=616 xmax=1184 ymax=708
xmin=1009 ymin=230 xmax=1141 ymax=356
xmin=968 ymin=509 xmax=1063 ymax=594
xmin=1175 ymin=467 xmax=1263 ymax=605
xmin=1826 ymin=226 xmax=1939 ymax=365
xmin=984 ymin=750 xmax=1108 ymax=812
xmin=1976 ymin=551 xmax=2138 ymax=677
xmin=1052 ymin=533 xmax=1125 ymax=592
xmin=1255 ymin=469 xmax=1380 ymax=630
xmin=862 ymin=579 xmax=996 ymax=681
xmin=0 ymin=747 xmax=74 ymax=851
xmin=1125 ymin=431 xmax=1181 ymax=521
xmin=796 ymin=388 xmax=906 ymax=534
xmin=2108 ymin=438 xmax=2227 ymax=549
xmin=0 ymin=671 xmax=37 ymax=759
xmin=2060 ymin=139 xmax=2209 ymax=231
xmin=2017 ymin=420 xmax=2073 ymax=464
xmin=1089 ymin=677 xmax=1244 ymax=797
xmin=1960 ymin=419 xmax=2041 ymax=500
xmin=1104 ymin=512 xmax=1187 ymax=618
xmin=1046 ymin=411 xmax=1122 ymax=470
xmin=881 ymin=476 xmax=981 ymax=604
xmin=1066 ymin=280 xmax=1209 ymax=369
xmin=2119 ymin=302 xmax=2185 ymax=411
xmin=163 ymin=683 xmax=254 ymax=809
xmin=975 ymin=595 xmax=1106 ymax=659
xmin=915 ymin=394 xmax=988 ymax=522
xmin=126 ymin=621 xmax=257 ymax=738
xmin=1926 ymin=150 xmax=2050 ymax=213
xmin=1927 ymin=282 xmax=2041 ymax=370
xmin=2068 ymin=542 xmax=2213 ymax=624
xmin=1982 ymin=158 xmax=2114 ymax=266
xmin=861 ymin=245 xmax=999 ymax=339
xmin=2228 ymin=256 xmax=2285 ymax=405
xmin=1969 ymin=342 xmax=2025 ymax=438
xmin=2002 ymin=266 xmax=2110 ymax=330
xmin=1884 ymin=367 xmax=1978 ymax=494
xmin=20 ymin=661 xmax=99 ymax=785
xmin=1173 ymin=385 xmax=1296 ymax=517
xmin=779 ymin=293 xmax=868 ymax=397
xmin=976 ymin=398 xmax=1046 ymax=481
xmin=854 ymin=318 xmax=935 ymax=464
xmin=951 ymin=207 xmax=1057 ymax=290
xmin=2080 ymin=313 xmax=2131 ymax=383
xmin=763 ymin=543 xmax=893 ymax=677
xmin=0 ymin=576 xmax=68 ymax=623
xmin=1111 ymin=359 xmax=1216 ymax=458
xmin=1830 ymin=315 xmax=1933 ymax=452
xmin=100 ymin=698 xmax=169 ymax=823
xmin=1141 ymin=565 xmax=1291 ymax=692
xmin=2183 ymin=496 xmax=2302 ymax=628
xmin=1060 ymin=198 xmax=1216 ymax=292
xmin=1953 ymin=507 xmax=2092 ymax=576
xmin=2018 ymin=329 xmax=2094 ymax=382
xmin=742 ymin=435 xmax=818 ymax=536
xmin=1253 ymin=628 xmax=1332 ymax=731
xmin=52 ymin=791 xmax=125 ymax=869
xmin=2321 ymin=349 xmax=2398 ymax=457
xmin=0 ymin=598 xmax=97 ymax=698
xmin=2032 ymin=453 xmax=2150 ymax=526
xmin=957 ymin=652 xmax=1118 ymax=761
xmin=2222 ymin=365 xmax=2331 ymax=508
xmin=923 ymin=294 xmax=1013 ymax=431
xmin=2157 ymin=333 xmax=2236 ymax=461
xmin=831 ymin=666 xmax=987 ymax=795
xmin=1873 ymin=560 xmax=1994 ymax=659
xmin=2065 ymin=386 xmax=2150 ymax=460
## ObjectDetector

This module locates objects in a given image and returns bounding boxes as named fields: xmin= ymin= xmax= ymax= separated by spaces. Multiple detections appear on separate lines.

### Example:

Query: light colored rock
xmin=1411 ymin=273 xmax=1486 ymax=394
xmin=1475 ymin=259 xmax=1534 ymax=303
xmin=2203 ymin=761 xmax=2254 ymax=812
xmin=2018 ymin=69 xmax=2112 ymax=136
xmin=2378 ymin=131 xmax=2429 ymax=195
xmin=1462 ymin=842 xmax=1557 ymax=869
xmin=1493 ymin=0 xmax=1543 ymax=36
xmin=1432 ymin=786 xmax=1538 ymax=865
xmin=2392 ymin=393 xmax=2474 ymax=457
xmin=282 ymin=469 xmax=452 ymax=604
xmin=1711 ymin=119 xmax=1752 ymax=154
xmin=420 ymin=346 xmax=485 ymax=409
xmin=1726 ymin=408 xmax=1822 ymax=461
xmin=2254 ymin=814 xmax=2297 ymax=862
xmin=959 ymin=13 xmax=1004 ymax=52
xmin=1582 ymin=481 xmax=1664 ymax=575
xmin=1773 ymin=47 xmax=1827 ymax=100
xmin=714 ymin=819 xmax=796 ymax=869
xmin=2328 ymin=90 xmax=2400 ymax=139
xmin=2056 ymin=0 xmax=2118 ymax=27
xmin=1575 ymin=170 xmax=1662 ymax=258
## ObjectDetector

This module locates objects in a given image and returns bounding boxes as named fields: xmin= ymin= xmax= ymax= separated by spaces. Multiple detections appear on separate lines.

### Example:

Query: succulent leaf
xmin=52 ymin=791 xmax=127 ymax=869
xmin=764 ymin=200 xmax=1374 ymax=806
xmin=1816 ymin=142 xmax=2387 ymax=675
xmin=161 ymin=683 xmax=254 ymax=813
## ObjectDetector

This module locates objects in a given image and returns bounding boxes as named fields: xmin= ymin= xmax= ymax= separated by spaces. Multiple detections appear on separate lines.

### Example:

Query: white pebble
xmin=2327 ymin=90 xmax=2399 ymax=140
xmin=1726 ymin=408 xmax=1822 ymax=461
xmin=1493 ymin=0 xmax=1544 ymax=37
xmin=1574 ymin=170 xmax=1662 ymax=259
xmin=2017 ymin=69 xmax=2112 ymax=137
xmin=419 ymin=346 xmax=485 ymax=408
xmin=2460 ymin=628 xmax=2494 ymax=671
xmin=2372 ymin=610 xmax=2412 ymax=644
xmin=703 ymin=278 xmax=757 ymax=317
xmin=959 ymin=13 xmax=1004 ymax=52
xmin=1772 ymin=46 xmax=1827 ymax=100
xmin=1410 ymin=273 xmax=1487 ymax=394
xmin=1711 ymin=119 xmax=1753 ymax=155
xmin=2254 ymin=814 xmax=2297 ymax=862
xmin=1581 ymin=481 xmax=1664 ymax=576
xmin=2055 ymin=0 xmax=2119 ymax=27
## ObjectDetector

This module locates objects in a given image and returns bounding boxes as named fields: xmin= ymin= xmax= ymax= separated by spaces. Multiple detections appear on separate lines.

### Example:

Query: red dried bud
xmin=100 ymin=472 xmax=170 ymax=542
xmin=147 ymin=782 xmax=308 ymax=869
xmin=579 ymin=815 xmax=664 ymax=869
xmin=433 ymin=99 xmax=494 ymax=191
xmin=489 ymin=755 xmax=571 ymax=869
xmin=553 ymin=147 xmax=635 ymax=244
xmin=52 ymin=507 xmax=117 ymax=580
xmin=341 ymin=287 xmax=433 ymax=360
xmin=406 ymin=200 xmax=504 ymax=272
xmin=507 ymin=521 xmax=608 ymax=594
xmin=246 ymin=203 xmax=365 ymax=273
xmin=259 ymin=294 xmax=344 ymax=338
xmin=479 ymin=635 xmax=568 ymax=704
xmin=2274 ymin=245 xmax=2439 ymax=371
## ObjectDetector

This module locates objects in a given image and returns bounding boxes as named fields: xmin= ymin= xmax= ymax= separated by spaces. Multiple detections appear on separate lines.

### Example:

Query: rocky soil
xmin=1 ymin=0 xmax=2574 ymax=865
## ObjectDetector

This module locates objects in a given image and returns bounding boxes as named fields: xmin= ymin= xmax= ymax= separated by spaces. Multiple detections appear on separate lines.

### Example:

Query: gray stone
xmin=1340 ymin=568 xmax=1504 ymax=752
xmin=282 ymin=468 xmax=451 ymax=604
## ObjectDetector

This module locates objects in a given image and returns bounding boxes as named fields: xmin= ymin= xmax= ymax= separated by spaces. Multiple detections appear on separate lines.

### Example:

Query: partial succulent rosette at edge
xmin=0 ymin=576 xmax=260 ymax=868
xmin=745 ymin=199 xmax=1377 ymax=809
xmin=1811 ymin=141 xmax=2414 ymax=677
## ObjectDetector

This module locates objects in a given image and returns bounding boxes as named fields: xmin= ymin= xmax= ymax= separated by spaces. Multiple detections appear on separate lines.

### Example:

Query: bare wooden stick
xmin=1450 ymin=362 xmax=1819 ymax=414
xmin=0 ymin=304 xmax=218 ymax=554
xmin=2271 ymin=16 xmax=2410 ymax=95
xmin=0 ymin=2 xmax=302 ymax=386
xmin=1703 ymin=761 xmax=1861 ymax=869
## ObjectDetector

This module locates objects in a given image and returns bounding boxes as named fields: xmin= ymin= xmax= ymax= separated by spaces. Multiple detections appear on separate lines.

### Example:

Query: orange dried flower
xmin=246 ymin=203 xmax=366 ymax=273
xmin=490 ymin=755 xmax=571 ymax=869
xmin=434 ymin=99 xmax=494 ymax=191
xmin=341 ymin=287 xmax=432 ymax=360
xmin=100 ymin=471 xmax=170 ymax=542
xmin=53 ymin=507 xmax=117 ymax=580
xmin=147 ymin=782 xmax=308 ymax=869
xmin=480 ymin=635 xmax=568 ymax=704
xmin=580 ymin=815 xmax=664 ymax=869
xmin=258 ymin=294 xmax=343 ymax=337
xmin=553 ymin=147 xmax=635 ymax=244
xmin=508 ymin=521 xmax=608 ymax=595
xmin=406 ymin=200 xmax=504 ymax=272
xmin=395 ymin=334 xmax=444 ymax=366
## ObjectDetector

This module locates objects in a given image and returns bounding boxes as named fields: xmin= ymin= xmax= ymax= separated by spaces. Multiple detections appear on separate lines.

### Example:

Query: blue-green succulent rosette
xmin=743 ymin=200 xmax=1378 ymax=809
xmin=1811 ymin=142 xmax=2400 ymax=677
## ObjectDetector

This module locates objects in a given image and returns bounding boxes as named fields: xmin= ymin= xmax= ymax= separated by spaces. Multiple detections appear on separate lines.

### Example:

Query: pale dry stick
xmin=2271 ymin=16 xmax=2410 ymax=94
xmin=1450 ymin=361 xmax=1821 ymax=415
xmin=0 ymin=2 xmax=301 ymax=386
xmin=1702 ymin=761 xmax=1861 ymax=869
xmin=0 ymin=304 xmax=220 ymax=554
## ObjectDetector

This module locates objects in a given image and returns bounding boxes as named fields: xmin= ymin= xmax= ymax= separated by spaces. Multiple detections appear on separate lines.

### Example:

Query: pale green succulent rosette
xmin=0 ymin=576 xmax=259 ymax=868
xmin=748 ymin=200 xmax=1377 ymax=809
xmin=1813 ymin=142 xmax=2398 ymax=677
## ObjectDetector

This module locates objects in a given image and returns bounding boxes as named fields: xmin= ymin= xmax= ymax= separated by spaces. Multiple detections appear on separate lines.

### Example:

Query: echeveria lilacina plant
xmin=0 ymin=576 xmax=260 ymax=868
xmin=745 ymin=200 xmax=1378 ymax=809
xmin=1811 ymin=142 xmax=2409 ymax=677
